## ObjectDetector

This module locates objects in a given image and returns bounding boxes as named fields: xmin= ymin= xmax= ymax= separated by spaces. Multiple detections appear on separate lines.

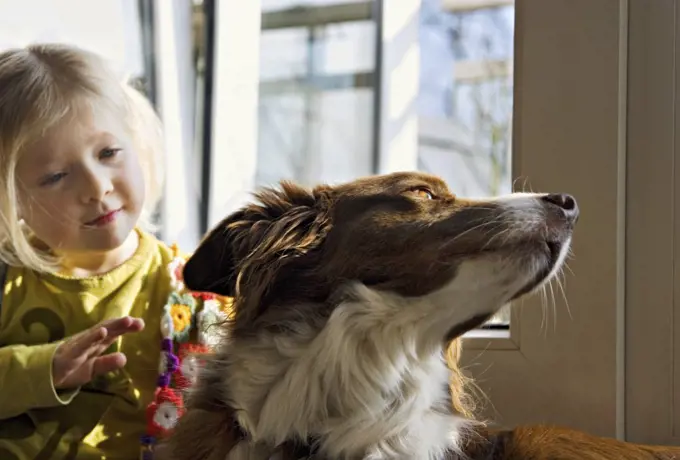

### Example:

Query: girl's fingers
xmin=94 ymin=333 xmax=131 ymax=355
xmin=91 ymin=352 xmax=127 ymax=377
xmin=94 ymin=317 xmax=145 ymax=352
xmin=63 ymin=317 xmax=145 ymax=360
xmin=64 ymin=326 xmax=108 ymax=360
xmin=87 ymin=317 xmax=146 ymax=358
xmin=104 ymin=317 xmax=145 ymax=337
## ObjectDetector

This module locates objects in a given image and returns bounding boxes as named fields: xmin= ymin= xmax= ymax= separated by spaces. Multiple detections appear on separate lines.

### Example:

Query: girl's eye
xmin=99 ymin=148 xmax=121 ymax=160
xmin=40 ymin=172 xmax=67 ymax=187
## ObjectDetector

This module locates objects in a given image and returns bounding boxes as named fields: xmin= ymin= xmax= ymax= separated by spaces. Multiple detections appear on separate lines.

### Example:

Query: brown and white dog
xmin=159 ymin=172 xmax=680 ymax=459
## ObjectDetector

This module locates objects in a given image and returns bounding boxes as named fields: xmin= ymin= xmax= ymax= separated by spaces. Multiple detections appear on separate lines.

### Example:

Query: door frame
xmin=461 ymin=0 xmax=629 ymax=441
xmin=625 ymin=0 xmax=680 ymax=446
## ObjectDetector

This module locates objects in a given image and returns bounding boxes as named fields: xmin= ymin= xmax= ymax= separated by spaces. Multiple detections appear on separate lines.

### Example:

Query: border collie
xmin=159 ymin=172 xmax=679 ymax=460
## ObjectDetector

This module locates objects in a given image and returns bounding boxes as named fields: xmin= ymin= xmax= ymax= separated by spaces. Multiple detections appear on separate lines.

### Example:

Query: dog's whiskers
xmin=557 ymin=269 xmax=573 ymax=321
xmin=547 ymin=278 xmax=557 ymax=333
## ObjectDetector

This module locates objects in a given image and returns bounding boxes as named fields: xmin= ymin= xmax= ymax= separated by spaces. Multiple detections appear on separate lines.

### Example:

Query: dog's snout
xmin=542 ymin=193 xmax=579 ymax=221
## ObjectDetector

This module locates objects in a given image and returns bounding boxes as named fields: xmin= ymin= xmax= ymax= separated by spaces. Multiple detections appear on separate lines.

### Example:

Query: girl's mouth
xmin=85 ymin=209 xmax=121 ymax=227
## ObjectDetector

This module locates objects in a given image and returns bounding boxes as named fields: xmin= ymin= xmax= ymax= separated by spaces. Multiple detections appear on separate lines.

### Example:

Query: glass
xmin=257 ymin=5 xmax=376 ymax=188
xmin=0 ymin=0 xmax=147 ymax=84
xmin=418 ymin=0 xmax=515 ymax=325
xmin=262 ymin=0 xmax=370 ymax=12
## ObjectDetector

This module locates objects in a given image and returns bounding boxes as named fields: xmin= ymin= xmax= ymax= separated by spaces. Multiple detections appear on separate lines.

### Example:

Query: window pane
xmin=0 ymin=0 xmax=146 ymax=80
xmin=257 ymin=6 xmax=376 ymax=188
xmin=262 ymin=0 xmax=370 ymax=12
xmin=418 ymin=0 xmax=515 ymax=325
xmin=260 ymin=28 xmax=310 ymax=80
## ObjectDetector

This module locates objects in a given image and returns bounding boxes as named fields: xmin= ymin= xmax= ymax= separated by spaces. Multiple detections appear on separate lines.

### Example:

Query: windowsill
xmin=464 ymin=328 xmax=509 ymax=339
xmin=462 ymin=326 xmax=518 ymax=350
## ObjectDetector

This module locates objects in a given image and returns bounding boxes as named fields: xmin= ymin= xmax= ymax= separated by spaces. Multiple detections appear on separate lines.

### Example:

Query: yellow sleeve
xmin=0 ymin=341 xmax=79 ymax=420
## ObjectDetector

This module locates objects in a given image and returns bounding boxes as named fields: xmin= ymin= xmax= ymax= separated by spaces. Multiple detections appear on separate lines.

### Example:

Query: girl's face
xmin=16 ymin=103 xmax=146 ymax=257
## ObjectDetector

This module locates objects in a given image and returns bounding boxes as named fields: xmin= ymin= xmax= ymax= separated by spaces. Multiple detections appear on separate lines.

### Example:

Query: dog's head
xmin=172 ymin=171 xmax=578 ymax=459
xmin=184 ymin=171 xmax=577 ymax=339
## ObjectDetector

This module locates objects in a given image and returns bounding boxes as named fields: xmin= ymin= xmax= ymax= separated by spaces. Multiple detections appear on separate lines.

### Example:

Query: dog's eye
xmin=409 ymin=187 xmax=435 ymax=200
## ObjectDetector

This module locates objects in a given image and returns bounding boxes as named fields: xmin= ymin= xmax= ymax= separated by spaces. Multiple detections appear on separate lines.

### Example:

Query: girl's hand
xmin=52 ymin=316 xmax=145 ymax=390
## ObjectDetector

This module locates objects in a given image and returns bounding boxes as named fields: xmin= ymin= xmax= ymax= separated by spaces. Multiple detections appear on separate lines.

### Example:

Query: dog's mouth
xmin=445 ymin=239 xmax=567 ymax=341
xmin=509 ymin=238 xmax=565 ymax=302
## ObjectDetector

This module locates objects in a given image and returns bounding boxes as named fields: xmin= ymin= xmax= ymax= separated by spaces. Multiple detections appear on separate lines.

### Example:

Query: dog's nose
xmin=542 ymin=193 xmax=579 ymax=222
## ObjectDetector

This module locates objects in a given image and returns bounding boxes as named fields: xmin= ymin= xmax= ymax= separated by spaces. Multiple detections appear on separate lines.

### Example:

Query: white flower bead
xmin=153 ymin=401 xmax=180 ymax=430
xmin=180 ymin=355 xmax=199 ymax=385
xmin=160 ymin=310 xmax=174 ymax=338
xmin=168 ymin=258 xmax=186 ymax=292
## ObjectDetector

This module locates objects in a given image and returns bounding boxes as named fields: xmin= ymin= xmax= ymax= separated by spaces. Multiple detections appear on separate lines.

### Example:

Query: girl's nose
xmin=80 ymin=167 xmax=113 ymax=203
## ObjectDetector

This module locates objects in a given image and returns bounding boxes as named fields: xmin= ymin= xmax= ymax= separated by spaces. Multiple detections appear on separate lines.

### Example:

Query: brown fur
xmin=159 ymin=172 xmax=679 ymax=459
xmin=461 ymin=426 xmax=679 ymax=459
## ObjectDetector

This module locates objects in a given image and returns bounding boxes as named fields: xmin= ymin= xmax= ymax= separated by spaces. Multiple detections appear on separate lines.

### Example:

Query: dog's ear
xmin=182 ymin=209 xmax=246 ymax=297
xmin=183 ymin=181 xmax=333 ymax=300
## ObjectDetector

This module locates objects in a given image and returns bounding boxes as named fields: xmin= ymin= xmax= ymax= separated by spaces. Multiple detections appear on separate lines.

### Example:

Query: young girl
xmin=0 ymin=43 xmax=231 ymax=460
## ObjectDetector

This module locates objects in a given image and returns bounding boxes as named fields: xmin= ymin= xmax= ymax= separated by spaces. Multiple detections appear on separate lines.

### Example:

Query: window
xmin=257 ymin=2 xmax=377 ymax=187
xmin=418 ymin=0 xmax=515 ymax=326
xmin=253 ymin=0 xmax=515 ymax=328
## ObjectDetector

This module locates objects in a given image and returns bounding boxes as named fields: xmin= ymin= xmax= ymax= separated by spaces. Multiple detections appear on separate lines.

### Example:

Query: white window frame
xmin=153 ymin=0 xmax=201 ymax=250
xmin=205 ymin=0 xmax=262 ymax=228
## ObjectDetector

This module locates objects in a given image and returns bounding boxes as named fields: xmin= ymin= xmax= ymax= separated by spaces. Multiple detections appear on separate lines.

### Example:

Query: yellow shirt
xmin=0 ymin=229 xmax=189 ymax=460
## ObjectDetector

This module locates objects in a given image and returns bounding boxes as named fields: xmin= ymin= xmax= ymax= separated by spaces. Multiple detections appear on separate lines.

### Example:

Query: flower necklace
xmin=140 ymin=244 xmax=233 ymax=459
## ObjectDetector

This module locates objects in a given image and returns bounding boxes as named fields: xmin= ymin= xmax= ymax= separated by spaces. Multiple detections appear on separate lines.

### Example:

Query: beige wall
xmin=462 ymin=0 xmax=680 ymax=446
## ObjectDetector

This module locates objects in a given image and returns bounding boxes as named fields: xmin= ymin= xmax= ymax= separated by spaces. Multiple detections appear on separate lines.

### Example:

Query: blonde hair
xmin=0 ymin=43 xmax=165 ymax=273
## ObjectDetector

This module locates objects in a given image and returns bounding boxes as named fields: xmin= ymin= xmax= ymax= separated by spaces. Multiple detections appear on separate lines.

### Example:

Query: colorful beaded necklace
xmin=139 ymin=244 xmax=233 ymax=459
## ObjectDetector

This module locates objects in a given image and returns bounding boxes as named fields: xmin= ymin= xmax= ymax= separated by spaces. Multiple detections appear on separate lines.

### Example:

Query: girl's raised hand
xmin=52 ymin=316 xmax=145 ymax=390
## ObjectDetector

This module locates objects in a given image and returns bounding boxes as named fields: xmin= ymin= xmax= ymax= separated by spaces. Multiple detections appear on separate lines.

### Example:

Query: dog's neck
xmin=219 ymin=283 xmax=489 ymax=460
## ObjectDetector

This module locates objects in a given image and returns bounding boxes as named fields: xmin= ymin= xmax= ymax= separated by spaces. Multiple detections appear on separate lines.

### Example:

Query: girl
xmin=0 ymin=43 xmax=230 ymax=459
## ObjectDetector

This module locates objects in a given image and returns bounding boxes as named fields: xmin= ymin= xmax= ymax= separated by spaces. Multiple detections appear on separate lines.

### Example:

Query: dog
xmin=159 ymin=172 xmax=680 ymax=459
